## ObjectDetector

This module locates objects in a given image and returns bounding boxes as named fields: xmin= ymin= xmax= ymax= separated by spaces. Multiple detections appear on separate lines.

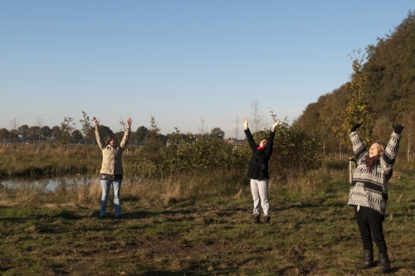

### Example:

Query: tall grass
xmin=0 ymin=143 xmax=145 ymax=178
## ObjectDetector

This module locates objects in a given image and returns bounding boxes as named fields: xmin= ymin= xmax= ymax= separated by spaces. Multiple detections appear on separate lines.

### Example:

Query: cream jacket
xmin=95 ymin=126 xmax=130 ymax=175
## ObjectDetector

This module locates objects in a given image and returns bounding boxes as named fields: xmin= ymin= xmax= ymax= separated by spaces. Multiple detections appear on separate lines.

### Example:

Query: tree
xmin=144 ymin=115 xmax=162 ymax=151
xmin=28 ymin=126 xmax=41 ymax=140
xmin=135 ymin=126 xmax=148 ymax=145
xmin=372 ymin=116 xmax=392 ymax=143
xmin=18 ymin=125 xmax=29 ymax=141
xmin=9 ymin=119 xmax=19 ymax=143
xmin=41 ymin=126 xmax=52 ymax=140
xmin=0 ymin=128 xmax=9 ymax=142
xmin=233 ymin=115 xmax=240 ymax=140
xmin=97 ymin=125 xmax=114 ymax=142
xmin=250 ymin=99 xmax=265 ymax=136
xmin=198 ymin=117 xmax=207 ymax=136
xmin=79 ymin=111 xmax=94 ymax=143
xmin=70 ymin=130 xmax=83 ymax=143
xmin=147 ymin=115 xmax=161 ymax=141
xmin=51 ymin=126 xmax=61 ymax=141
xmin=113 ymin=131 xmax=125 ymax=143
xmin=333 ymin=54 xmax=372 ymax=150
xmin=34 ymin=117 xmax=44 ymax=141
xmin=119 ymin=116 xmax=127 ymax=131
xmin=210 ymin=127 xmax=225 ymax=139
xmin=362 ymin=11 xmax=415 ymax=122
xmin=60 ymin=117 xmax=76 ymax=145
xmin=403 ymin=110 xmax=415 ymax=162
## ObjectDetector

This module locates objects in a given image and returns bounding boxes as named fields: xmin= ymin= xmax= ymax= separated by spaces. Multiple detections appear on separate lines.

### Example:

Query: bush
xmin=300 ymin=166 xmax=334 ymax=193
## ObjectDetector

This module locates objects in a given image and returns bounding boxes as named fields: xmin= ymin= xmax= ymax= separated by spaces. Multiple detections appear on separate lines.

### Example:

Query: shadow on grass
xmin=138 ymin=272 xmax=205 ymax=276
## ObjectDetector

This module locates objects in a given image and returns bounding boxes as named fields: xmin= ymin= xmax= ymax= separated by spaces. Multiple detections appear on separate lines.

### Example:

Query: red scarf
xmin=257 ymin=146 xmax=265 ymax=151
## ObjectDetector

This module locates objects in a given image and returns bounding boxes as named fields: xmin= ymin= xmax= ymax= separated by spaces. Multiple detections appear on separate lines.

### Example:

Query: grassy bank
xmin=0 ymin=143 xmax=145 ymax=178
xmin=1 ymin=167 xmax=415 ymax=275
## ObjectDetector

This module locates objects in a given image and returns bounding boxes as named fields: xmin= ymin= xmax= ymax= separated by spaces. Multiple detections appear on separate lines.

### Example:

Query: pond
xmin=0 ymin=176 xmax=132 ymax=193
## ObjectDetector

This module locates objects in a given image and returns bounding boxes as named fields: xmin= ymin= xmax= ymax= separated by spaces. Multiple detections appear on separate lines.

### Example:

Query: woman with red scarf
xmin=243 ymin=118 xmax=280 ymax=224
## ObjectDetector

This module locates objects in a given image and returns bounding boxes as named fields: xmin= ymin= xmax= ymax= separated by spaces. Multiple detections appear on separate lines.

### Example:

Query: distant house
xmin=223 ymin=137 xmax=245 ymax=147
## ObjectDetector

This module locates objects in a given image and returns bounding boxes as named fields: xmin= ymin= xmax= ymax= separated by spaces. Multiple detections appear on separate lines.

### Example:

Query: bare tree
xmin=34 ymin=117 xmax=44 ymax=141
xmin=119 ymin=116 xmax=126 ymax=131
xmin=233 ymin=115 xmax=239 ymax=139
xmin=250 ymin=99 xmax=264 ymax=134
xmin=199 ymin=117 xmax=206 ymax=136
xmin=9 ymin=118 xmax=19 ymax=144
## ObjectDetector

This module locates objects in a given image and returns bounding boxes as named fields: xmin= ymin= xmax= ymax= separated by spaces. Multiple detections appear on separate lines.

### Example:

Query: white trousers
xmin=250 ymin=179 xmax=270 ymax=216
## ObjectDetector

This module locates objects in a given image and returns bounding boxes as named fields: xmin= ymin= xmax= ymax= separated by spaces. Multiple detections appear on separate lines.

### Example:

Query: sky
xmin=1 ymin=1 xmax=414 ymax=139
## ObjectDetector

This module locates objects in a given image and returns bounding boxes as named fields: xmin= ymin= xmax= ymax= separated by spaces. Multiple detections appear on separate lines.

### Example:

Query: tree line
xmin=295 ymin=10 xmax=415 ymax=159
xmin=0 ymin=112 xmax=228 ymax=146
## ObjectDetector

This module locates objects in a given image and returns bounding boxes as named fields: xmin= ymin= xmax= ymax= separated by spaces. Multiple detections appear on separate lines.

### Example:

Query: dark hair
xmin=106 ymin=136 xmax=117 ymax=145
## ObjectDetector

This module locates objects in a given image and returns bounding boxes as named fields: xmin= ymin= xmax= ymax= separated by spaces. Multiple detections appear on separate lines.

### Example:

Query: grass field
xmin=1 ymin=167 xmax=415 ymax=275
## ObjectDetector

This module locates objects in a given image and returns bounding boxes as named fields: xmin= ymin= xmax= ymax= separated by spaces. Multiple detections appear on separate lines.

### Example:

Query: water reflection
xmin=2 ymin=176 xmax=101 ymax=193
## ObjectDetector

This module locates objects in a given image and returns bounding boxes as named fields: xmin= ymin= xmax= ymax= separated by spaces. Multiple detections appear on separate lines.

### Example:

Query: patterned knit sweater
xmin=347 ymin=130 xmax=401 ymax=215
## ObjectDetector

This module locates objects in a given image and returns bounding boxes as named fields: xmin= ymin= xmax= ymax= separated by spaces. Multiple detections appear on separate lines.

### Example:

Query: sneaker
xmin=264 ymin=215 xmax=270 ymax=224
xmin=253 ymin=214 xmax=260 ymax=224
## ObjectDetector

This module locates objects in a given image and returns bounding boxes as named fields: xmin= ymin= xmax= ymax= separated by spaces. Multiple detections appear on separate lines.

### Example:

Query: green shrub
xmin=300 ymin=166 xmax=334 ymax=193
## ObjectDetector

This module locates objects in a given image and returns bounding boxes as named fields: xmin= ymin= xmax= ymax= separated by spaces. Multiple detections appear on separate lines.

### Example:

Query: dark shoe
xmin=99 ymin=215 xmax=105 ymax=219
xmin=263 ymin=215 xmax=270 ymax=224
xmin=358 ymin=250 xmax=373 ymax=270
xmin=253 ymin=214 xmax=260 ymax=224
xmin=116 ymin=215 xmax=122 ymax=220
xmin=378 ymin=252 xmax=390 ymax=274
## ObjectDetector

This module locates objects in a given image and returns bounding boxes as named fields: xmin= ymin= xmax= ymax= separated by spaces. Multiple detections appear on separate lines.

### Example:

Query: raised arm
xmin=119 ymin=118 xmax=132 ymax=148
xmin=272 ymin=119 xmax=280 ymax=132
xmin=349 ymin=123 xmax=366 ymax=162
xmin=381 ymin=124 xmax=404 ymax=167
xmin=243 ymin=119 xmax=257 ymax=150
xmin=92 ymin=117 xmax=105 ymax=150
xmin=265 ymin=120 xmax=279 ymax=155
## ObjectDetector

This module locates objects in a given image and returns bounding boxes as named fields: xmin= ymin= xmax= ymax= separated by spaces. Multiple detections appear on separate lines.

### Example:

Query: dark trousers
xmin=355 ymin=206 xmax=387 ymax=254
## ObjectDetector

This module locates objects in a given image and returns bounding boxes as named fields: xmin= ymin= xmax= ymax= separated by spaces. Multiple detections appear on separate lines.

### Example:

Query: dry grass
xmin=1 ymin=167 xmax=415 ymax=275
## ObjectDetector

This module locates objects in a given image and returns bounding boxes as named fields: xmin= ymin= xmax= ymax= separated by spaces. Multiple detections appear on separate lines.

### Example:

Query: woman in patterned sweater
xmin=348 ymin=123 xmax=403 ymax=274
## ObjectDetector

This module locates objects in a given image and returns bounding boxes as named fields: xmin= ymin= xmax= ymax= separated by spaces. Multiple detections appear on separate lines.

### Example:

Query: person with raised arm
xmin=243 ymin=118 xmax=280 ymax=224
xmin=348 ymin=123 xmax=403 ymax=274
xmin=92 ymin=117 xmax=132 ymax=219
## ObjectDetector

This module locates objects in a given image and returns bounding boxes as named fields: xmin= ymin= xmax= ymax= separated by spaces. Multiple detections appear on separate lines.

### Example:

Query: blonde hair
xmin=372 ymin=141 xmax=386 ymax=154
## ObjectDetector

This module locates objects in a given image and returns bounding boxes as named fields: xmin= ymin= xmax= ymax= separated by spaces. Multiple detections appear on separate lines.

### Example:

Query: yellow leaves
xmin=335 ymin=58 xmax=372 ymax=143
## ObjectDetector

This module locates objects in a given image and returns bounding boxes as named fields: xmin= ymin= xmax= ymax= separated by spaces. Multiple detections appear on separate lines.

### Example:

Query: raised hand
xmin=393 ymin=124 xmax=404 ymax=134
xmin=243 ymin=119 xmax=248 ymax=129
xmin=351 ymin=123 xmax=363 ymax=132
xmin=272 ymin=119 xmax=280 ymax=130
xmin=126 ymin=118 xmax=133 ymax=128
xmin=92 ymin=117 xmax=100 ymax=126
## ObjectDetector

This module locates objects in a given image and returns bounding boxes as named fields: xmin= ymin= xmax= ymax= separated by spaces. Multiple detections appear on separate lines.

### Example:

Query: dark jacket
xmin=244 ymin=128 xmax=275 ymax=180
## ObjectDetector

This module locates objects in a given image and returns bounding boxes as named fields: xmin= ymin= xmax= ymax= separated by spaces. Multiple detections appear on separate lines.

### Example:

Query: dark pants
xmin=355 ymin=206 xmax=387 ymax=254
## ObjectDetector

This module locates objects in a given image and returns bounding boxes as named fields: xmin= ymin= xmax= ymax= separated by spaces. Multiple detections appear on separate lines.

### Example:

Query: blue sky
xmin=1 ymin=1 xmax=414 ymax=138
